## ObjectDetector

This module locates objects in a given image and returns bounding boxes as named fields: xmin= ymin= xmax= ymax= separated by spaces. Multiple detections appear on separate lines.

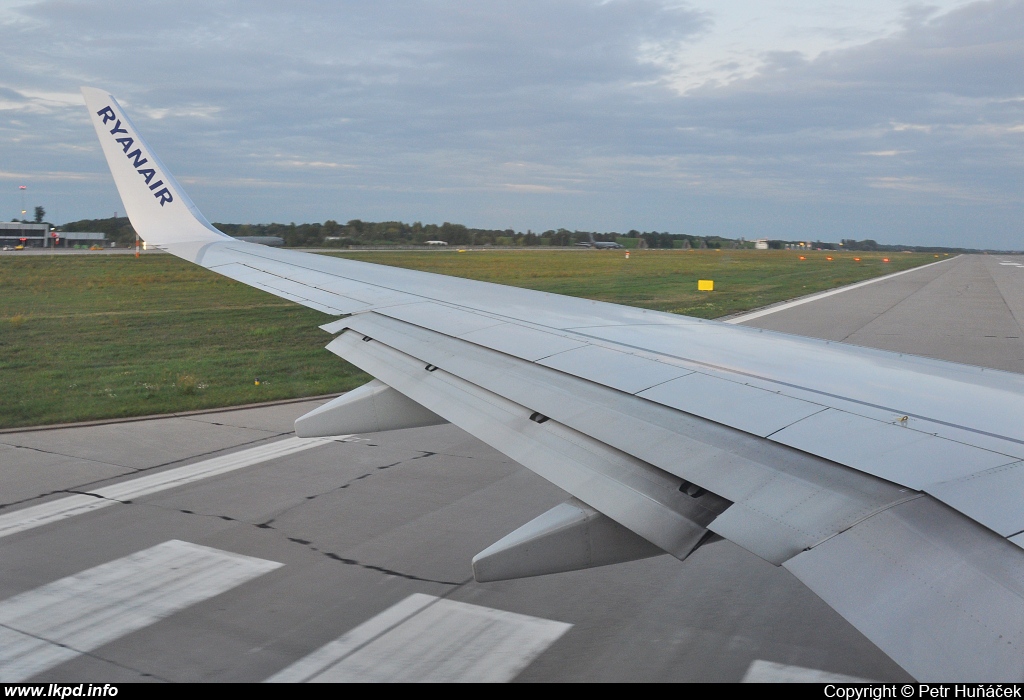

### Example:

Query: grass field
xmin=0 ymin=248 xmax=939 ymax=429
xmin=333 ymin=248 xmax=937 ymax=317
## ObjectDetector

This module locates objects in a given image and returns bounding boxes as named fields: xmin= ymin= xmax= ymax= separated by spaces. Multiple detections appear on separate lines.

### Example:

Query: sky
xmin=1 ymin=0 xmax=1022 ymax=248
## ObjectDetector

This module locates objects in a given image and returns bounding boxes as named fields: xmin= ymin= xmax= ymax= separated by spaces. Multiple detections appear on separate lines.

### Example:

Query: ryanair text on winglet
xmin=95 ymin=106 xmax=174 ymax=207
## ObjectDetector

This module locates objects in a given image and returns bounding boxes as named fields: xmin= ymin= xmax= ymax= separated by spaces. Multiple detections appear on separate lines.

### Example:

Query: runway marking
xmin=742 ymin=659 xmax=870 ymax=683
xmin=0 ymin=540 xmax=281 ymax=681
xmin=0 ymin=436 xmax=344 ymax=540
xmin=724 ymin=255 xmax=957 ymax=324
xmin=265 ymin=593 xmax=572 ymax=683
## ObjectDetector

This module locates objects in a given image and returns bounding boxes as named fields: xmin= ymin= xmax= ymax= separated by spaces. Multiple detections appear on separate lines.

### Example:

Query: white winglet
xmin=81 ymin=87 xmax=231 ymax=260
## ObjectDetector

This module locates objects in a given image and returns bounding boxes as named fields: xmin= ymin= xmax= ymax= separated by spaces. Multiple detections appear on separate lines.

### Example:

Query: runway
xmin=2 ymin=253 xmax=1021 ymax=682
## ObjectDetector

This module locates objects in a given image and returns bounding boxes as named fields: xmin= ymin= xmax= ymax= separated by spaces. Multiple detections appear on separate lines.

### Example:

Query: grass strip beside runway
xmin=0 ymin=249 xmax=935 ymax=428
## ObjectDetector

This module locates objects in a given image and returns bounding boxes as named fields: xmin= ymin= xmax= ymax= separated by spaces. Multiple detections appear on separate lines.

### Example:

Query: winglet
xmin=81 ymin=87 xmax=230 ymax=258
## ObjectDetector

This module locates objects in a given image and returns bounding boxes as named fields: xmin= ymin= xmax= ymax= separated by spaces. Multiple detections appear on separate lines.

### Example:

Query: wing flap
xmin=326 ymin=330 xmax=728 ymax=559
xmin=709 ymin=503 xmax=824 ymax=565
xmin=335 ymin=312 xmax=912 ymax=562
xmin=335 ymin=309 xmax=1024 ymax=556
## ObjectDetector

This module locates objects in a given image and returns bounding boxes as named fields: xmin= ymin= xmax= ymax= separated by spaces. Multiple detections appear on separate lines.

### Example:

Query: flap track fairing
xmin=472 ymin=498 xmax=670 ymax=582
xmin=294 ymin=379 xmax=447 ymax=437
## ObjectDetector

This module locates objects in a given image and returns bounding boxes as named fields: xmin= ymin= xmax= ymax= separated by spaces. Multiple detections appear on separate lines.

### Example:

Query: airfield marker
xmin=0 ymin=436 xmax=340 ymax=540
xmin=265 ymin=593 xmax=571 ymax=683
xmin=0 ymin=540 xmax=281 ymax=681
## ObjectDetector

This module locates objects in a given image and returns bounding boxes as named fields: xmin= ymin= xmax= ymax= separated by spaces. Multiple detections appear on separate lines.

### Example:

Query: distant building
xmin=754 ymin=239 xmax=769 ymax=250
xmin=0 ymin=223 xmax=108 ymax=248
xmin=0 ymin=222 xmax=48 ymax=247
xmin=59 ymin=232 xmax=106 ymax=248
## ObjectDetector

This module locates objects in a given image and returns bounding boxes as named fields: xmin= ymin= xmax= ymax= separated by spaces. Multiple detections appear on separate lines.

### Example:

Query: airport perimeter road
xmin=8 ymin=255 xmax=1019 ymax=683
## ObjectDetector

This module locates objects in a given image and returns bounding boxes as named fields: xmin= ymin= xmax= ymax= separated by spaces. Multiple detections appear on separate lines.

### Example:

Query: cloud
xmin=135 ymin=105 xmax=222 ymax=120
xmin=0 ymin=170 xmax=103 ymax=182
xmin=0 ymin=1 xmax=1022 ymax=248
xmin=891 ymin=123 xmax=933 ymax=133
xmin=866 ymin=175 xmax=1012 ymax=204
xmin=0 ymin=86 xmax=83 ymax=113
xmin=501 ymin=183 xmax=575 ymax=194
xmin=272 ymin=159 xmax=354 ymax=169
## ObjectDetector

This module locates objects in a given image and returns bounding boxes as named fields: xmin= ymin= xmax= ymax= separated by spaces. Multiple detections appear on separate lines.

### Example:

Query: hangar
xmin=0 ymin=223 xmax=107 ymax=248
xmin=0 ymin=222 xmax=48 ymax=247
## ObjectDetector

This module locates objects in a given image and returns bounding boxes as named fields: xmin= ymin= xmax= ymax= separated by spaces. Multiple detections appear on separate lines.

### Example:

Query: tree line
xmin=56 ymin=217 xmax=982 ymax=253
xmin=59 ymin=217 xmax=741 ymax=249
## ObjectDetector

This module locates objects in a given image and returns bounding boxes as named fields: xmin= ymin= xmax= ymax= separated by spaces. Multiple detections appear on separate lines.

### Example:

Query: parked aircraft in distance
xmin=576 ymin=232 xmax=624 ymax=249
xmin=82 ymin=87 xmax=1024 ymax=682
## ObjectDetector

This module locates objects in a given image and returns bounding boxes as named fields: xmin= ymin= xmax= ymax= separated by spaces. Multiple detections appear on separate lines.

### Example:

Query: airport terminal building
xmin=0 ymin=222 xmax=106 ymax=248
xmin=0 ymin=222 xmax=48 ymax=247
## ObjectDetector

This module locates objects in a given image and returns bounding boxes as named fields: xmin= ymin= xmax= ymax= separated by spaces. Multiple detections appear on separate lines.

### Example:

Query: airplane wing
xmin=82 ymin=87 xmax=1024 ymax=682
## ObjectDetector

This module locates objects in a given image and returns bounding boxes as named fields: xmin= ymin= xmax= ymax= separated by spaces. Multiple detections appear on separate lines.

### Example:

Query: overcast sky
xmin=1 ymin=0 xmax=1022 ymax=248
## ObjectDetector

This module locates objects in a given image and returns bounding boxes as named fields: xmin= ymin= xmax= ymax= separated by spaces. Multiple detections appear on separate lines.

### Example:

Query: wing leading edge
xmin=82 ymin=87 xmax=1024 ymax=681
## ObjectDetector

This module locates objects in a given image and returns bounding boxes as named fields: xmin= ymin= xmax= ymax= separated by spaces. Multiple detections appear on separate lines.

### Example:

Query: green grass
xmin=331 ymin=248 xmax=939 ymax=318
xmin=0 ymin=255 xmax=367 ymax=428
xmin=0 ymin=249 xmax=940 ymax=429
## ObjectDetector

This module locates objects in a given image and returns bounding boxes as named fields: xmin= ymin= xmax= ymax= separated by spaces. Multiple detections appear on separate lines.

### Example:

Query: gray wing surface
xmin=82 ymin=86 xmax=1024 ymax=681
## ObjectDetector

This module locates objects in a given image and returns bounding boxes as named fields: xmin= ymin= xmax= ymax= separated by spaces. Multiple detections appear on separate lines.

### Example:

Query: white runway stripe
xmin=742 ymin=659 xmax=870 ymax=683
xmin=0 ymin=436 xmax=341 ymax=540
xmin=724 ymin=255 xmax=956 ymax=324
xmin=0 ymin=540 xmax=281 ymax=681
xmin=266 ymin=593 xmax=572 ymax=683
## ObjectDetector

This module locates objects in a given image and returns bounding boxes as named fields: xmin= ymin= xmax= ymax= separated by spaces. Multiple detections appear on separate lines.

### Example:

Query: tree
xmin=34 ymin=206 xmax=45 ymax=224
